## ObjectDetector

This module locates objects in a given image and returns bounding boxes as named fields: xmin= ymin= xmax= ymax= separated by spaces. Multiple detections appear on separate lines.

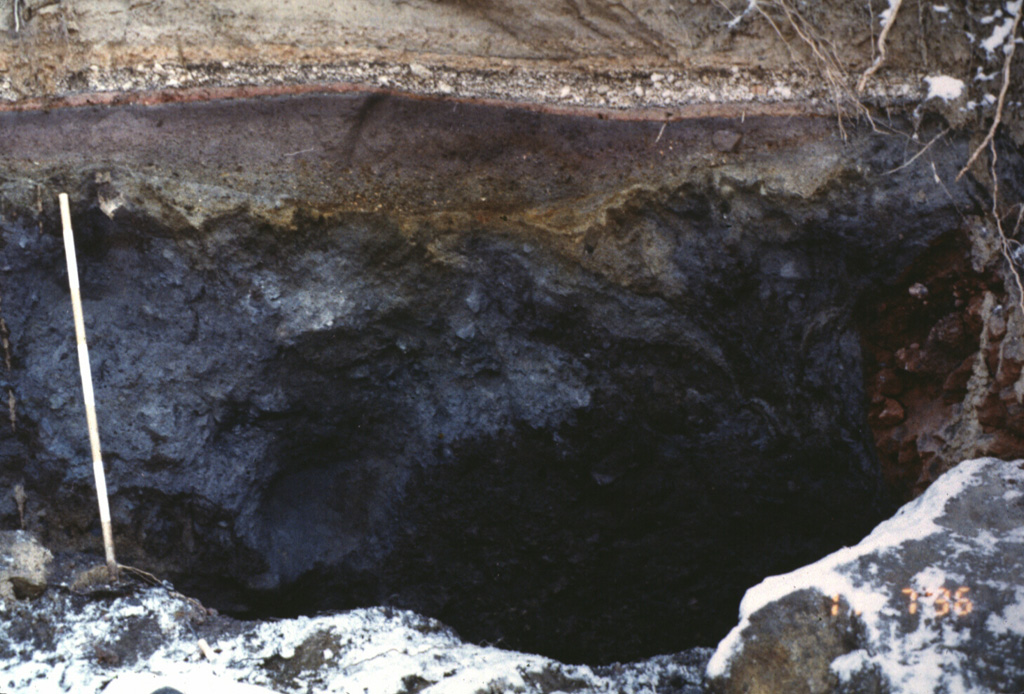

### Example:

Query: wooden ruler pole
xmin=60 ymin=193 xmax=118 ymax=580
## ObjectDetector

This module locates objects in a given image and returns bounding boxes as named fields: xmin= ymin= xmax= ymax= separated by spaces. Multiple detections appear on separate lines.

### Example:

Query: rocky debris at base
xmin=706 ymin=457 xmax=1024 ymax=694
xmin=0 ymin=554 xmax=711 ymax=694
xmin=0 ymin=529 xmax=52 ymax=601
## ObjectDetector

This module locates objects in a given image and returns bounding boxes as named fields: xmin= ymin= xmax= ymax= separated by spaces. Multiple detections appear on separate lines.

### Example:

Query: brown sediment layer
xmin=0 ymin=79 xmax=830 ymax=122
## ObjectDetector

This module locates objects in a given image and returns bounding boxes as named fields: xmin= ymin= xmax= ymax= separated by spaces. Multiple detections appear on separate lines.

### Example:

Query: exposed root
xmin=721 ymin=0 xmax=870 ymax=137
xmin=118 ymin=563 xmax=216 ymax=617
xmin=884 ymin=128 xmax=950 ymax=175
xmin=857 ymin=0 xmax=903 ymax=93
xmin=957 ymin=0 xmax=1023 ymax=181
xmin=988 ymin=138 xmax=1024 ymax=318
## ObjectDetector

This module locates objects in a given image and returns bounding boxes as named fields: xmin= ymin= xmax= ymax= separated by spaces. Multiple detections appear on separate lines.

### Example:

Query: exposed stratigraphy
xmin=0 ymin=92 xmax=1017 ymax=663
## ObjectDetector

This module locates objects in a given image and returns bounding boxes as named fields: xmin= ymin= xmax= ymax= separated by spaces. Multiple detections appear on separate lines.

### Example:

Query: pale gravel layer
xmin=0 ymin=57 xmax=923 ymax=113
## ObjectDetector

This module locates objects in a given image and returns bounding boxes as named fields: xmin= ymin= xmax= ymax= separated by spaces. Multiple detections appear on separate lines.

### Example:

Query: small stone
xmin=0 ymin=531 xmax=52 ymax=602
xmin=437 ymin=81 xmax=454 ymax=95
xmin=93 ymin=644 xmax=120 ymax=666
xmin=465 ymin=288 xmax=484 ymax=314
xmin=559 ymin=85 xmax=572 ymax=99
xmin=635 ymin=85 xmax=645 ymax=98
xmin=650 ymin=73 xmax=664 ymax=83
xmin=989 ymin=312 xmax=1007 ymax=340
xmin=909 ymin=282 xmax=929 ymax=299
xmin=896 ymin=344 xmax=925 ymax=372
xmin=409 ymin=63 xmax=431 ymax=79
xmin=454 ymin=321 xmax=476 ymax=340
xmin=712 ymin=130 xmax=742 ymax=153
xmin=876 ymin=398 xmax=906 ymax=427
xmin=942 ymin=356 xmax=975 ymax=399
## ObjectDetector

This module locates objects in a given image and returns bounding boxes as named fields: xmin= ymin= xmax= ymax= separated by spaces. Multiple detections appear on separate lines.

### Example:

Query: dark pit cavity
xmin=0 ymin=93 xmax=1016 ymax=665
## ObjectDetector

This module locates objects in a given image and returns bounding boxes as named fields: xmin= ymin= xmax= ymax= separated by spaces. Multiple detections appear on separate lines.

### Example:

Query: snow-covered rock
xmin=0 ymin=578 xmax=711 ymax=694
xmin=706 ymin=457 xmax=1024 ymax=694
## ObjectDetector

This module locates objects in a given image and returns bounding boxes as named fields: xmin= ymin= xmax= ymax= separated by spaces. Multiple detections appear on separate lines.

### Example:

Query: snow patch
xmin=985 ymin=587 xmax=1024 ymax=636
xmin=879 ymin=0 xmax=900 ymax=25
xmin=1 ymin=592 xmax=710 ymax=694
xmin=924 ymin=75 xmax=965 ymax=101
xmin=726 ymin=0 xmax=759 ymax=29
xmin=981 ymin=2 xmax=1022 ymax=57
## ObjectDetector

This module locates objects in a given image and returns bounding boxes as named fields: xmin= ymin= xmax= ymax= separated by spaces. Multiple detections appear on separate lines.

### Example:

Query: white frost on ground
xmin=981 ymin=1 xmax=1023 ymax=56
xmin=924 ymin=75 xmax=965 ymax=100
xmin=985 ymin=586 xmax=1024 ymax=636
xmin=104 ymin=673 xmax=276 ymax=694
xmin=706 ymin=458 xmax=1018 ymax=687
xmin=1 ymin=590 xmax=709 ymax=694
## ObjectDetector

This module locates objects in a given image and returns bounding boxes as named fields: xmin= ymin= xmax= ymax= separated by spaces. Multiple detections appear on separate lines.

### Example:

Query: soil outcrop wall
xmin=2 ymin=91 xmax=1021 ymax=663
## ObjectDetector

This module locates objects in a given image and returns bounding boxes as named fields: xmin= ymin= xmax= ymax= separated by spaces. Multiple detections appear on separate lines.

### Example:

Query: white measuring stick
xmin=60 ymin=193 xmax=118 ymax=579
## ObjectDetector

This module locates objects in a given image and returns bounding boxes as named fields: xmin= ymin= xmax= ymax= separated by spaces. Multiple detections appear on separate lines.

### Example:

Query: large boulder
xmin=706 ymin=457 xmax=1024 ymax=694
xmin=0 ymin=529 xmax=52 ymax=601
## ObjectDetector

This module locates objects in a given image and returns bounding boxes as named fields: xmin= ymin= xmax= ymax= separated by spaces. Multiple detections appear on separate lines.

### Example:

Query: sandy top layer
xmin=1 ymin=0 xmax=1017 ymax=121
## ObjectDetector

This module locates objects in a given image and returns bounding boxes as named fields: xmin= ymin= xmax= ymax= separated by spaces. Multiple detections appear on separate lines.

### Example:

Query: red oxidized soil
xmin=859 ymin=229 xmax=1024 ymax=501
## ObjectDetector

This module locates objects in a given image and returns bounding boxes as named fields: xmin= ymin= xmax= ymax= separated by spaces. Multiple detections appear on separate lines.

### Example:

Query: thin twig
xmin=957 ymin=0 xmax=1023 ymax=181
xmin=884 ymin=128 xmax=950 ymax=175
xmin=13 ymin=0 xmax=20 ymax=33
xmin=857 ymin=0 xmax=903 ymax=93
xmin=342 ymin=646 xmax=438 ymax=673
xmin=117 ymin=563 xmax=165 ymax=586
xmin=119 ymin=563 xmax=214 ymax=615
xmin=766 ymin=0 xmax=862 ymax=136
